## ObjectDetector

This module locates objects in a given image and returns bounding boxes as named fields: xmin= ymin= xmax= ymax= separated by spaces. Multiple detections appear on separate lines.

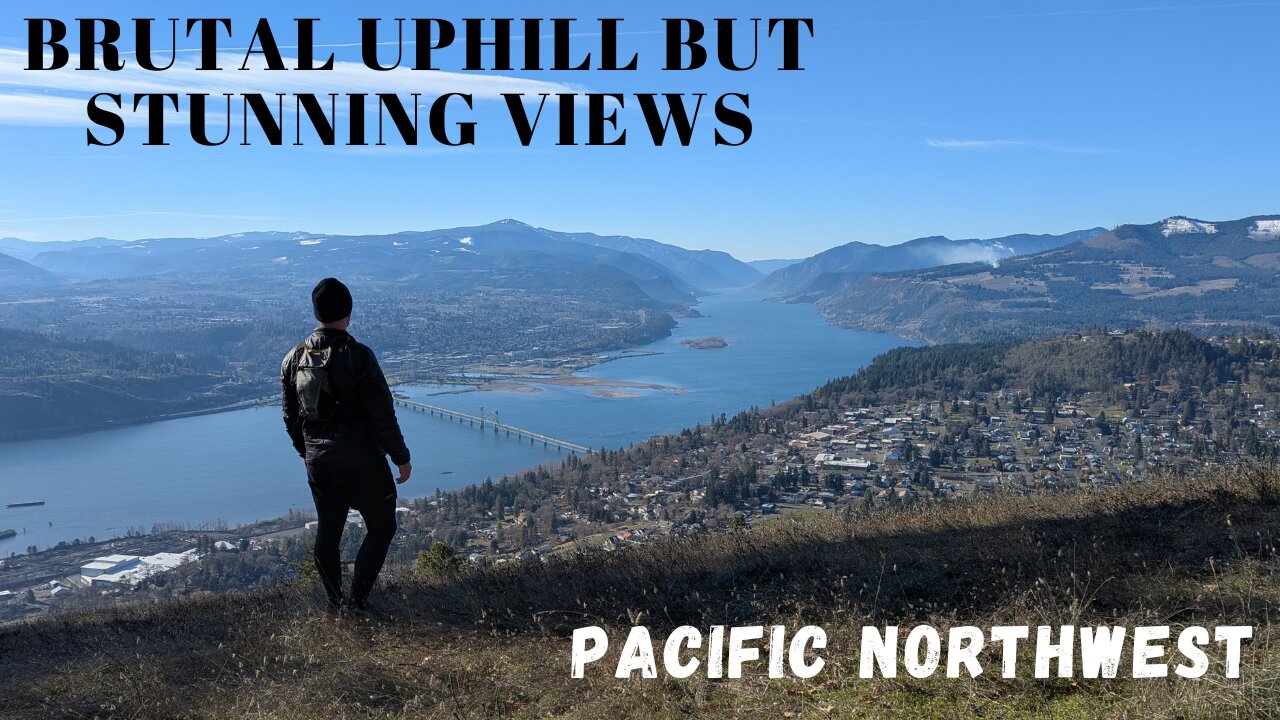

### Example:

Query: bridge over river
xmin=394 ymin=399 xmax=591 ymax=455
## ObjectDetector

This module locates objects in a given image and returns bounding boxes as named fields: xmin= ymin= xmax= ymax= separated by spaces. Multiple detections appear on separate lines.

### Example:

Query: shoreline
xmin=0 ymin=395 xmax=278 ymax=445
xmin=403 ymin=350 xmax=673 ymax=398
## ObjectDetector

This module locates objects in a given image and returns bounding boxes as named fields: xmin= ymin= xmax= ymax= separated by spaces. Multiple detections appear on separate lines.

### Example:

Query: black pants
xmin=306 ymin=460 xmax=398 ymax=608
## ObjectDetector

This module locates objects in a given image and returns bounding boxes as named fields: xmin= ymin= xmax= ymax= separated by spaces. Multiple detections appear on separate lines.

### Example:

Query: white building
xmin=821 ymin=457 xmax=873 ymax=475
xmin=86 ymin=550 xmax=197 ymax=587
xmin=81 ymin=554 xmax=141 ymax=578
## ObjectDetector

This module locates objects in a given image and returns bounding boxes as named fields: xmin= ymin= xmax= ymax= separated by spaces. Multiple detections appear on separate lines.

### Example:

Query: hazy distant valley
xmin=0 ymin=220 xmax=758 ymax=440
xmin=3 ymin=213 xmax=1279 ymax=440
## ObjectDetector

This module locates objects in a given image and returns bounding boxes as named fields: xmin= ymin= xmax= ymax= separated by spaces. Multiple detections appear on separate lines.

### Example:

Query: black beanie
xmin=312 ymin=277 xmax=353 ymax=323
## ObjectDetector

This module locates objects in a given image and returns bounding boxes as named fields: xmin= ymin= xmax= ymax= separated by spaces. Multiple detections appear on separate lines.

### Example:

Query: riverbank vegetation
xmin=681 ymin=336 xmax=728 ymax=349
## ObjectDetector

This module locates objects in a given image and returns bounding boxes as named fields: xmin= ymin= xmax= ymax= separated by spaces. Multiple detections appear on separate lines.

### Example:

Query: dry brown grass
xmin=3 ymin=464 xmax=1279 ymax=719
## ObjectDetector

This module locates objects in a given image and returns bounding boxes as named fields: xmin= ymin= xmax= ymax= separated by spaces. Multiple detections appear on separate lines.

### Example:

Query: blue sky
xmin=0 ymin=0 xmax=1277 ymax=260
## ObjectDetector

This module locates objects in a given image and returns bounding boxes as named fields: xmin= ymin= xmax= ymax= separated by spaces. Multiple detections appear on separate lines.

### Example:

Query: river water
xmin=0 ymin=291 xmax=906 ymax=551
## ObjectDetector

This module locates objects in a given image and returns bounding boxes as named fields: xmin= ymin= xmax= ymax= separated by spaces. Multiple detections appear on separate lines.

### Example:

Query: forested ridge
xmin=812 ymin=329 xmax=1280 ymax=407
xmin=0 ymin=328 xmax=246 ymax=440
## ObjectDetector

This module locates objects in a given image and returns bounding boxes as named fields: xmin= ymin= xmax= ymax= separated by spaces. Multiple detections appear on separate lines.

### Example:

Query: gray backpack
xmin=295 ymin=338 xmax=347 ymax=421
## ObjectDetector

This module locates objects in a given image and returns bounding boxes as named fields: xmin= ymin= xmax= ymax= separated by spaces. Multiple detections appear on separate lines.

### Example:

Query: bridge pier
xmin=398 ymin=399 xmax=589 ymax=455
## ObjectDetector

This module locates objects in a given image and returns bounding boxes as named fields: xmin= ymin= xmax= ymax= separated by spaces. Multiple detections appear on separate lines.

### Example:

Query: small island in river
xmin=681 ymin=336 xmax=728 ymax=350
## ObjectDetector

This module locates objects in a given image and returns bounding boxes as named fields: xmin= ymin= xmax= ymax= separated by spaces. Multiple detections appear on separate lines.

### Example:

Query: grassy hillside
xmin=3 ymin=464 xmax=1279 ymax=719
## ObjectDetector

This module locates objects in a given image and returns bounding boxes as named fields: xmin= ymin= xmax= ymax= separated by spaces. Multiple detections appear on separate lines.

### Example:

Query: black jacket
xmin=281 ymin=328 xmax=411 ymax=468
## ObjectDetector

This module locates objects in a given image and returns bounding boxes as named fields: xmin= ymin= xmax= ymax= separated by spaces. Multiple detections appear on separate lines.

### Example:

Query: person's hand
xmin=396 ymin=462 xmax=412 ymax=484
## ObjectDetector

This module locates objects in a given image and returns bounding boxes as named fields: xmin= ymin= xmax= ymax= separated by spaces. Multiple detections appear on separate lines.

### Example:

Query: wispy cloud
xmin=0 ymin=47 xmax=580 ymax=127
xmin=925 ymin=138 xmax=1124 ymax=155
xmin=927 ymin=139 xmax=1029 ymax=151
xmin=0 ymin=93 xmax=91 ymax=126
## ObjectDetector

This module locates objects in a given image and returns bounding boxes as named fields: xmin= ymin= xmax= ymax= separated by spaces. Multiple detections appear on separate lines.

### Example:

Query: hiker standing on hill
xmin=281 ymin=278 xmax=412 ymax=611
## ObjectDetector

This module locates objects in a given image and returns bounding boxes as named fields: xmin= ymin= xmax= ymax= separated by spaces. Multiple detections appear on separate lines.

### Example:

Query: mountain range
xmin=563 ymin=231 xmax=762 ymax=288
xmin=0 ymin=221 xmax=763 ymax=287
xmin=0 ymin=250 xmax=58 ymax=288
xmin=0 ymin=221 xmax=771 ymax=311
xmin=747 ymin=258 xmax=802 ymax=275
xmin=7 ymin=214 xmax=1280 ymax=348
xmin=811 ymin=215 xmax=1280 ymax=343
xmin=0 ymin=235 xmax=124 ymax=262
xmin=756 ymin=228 xmax=1107 ymax=296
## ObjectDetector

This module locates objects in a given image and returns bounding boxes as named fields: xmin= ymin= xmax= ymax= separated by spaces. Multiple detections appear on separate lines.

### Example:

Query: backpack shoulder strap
xmin=332 ymin=333 xmax=353 ymax=355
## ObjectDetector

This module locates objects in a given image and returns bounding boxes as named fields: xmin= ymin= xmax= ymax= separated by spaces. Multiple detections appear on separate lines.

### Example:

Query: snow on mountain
xmin=1162 ymin=218 xmax=1218 ymax=237
xmin=1250 ymin=220 xmax=1280 ymax=240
